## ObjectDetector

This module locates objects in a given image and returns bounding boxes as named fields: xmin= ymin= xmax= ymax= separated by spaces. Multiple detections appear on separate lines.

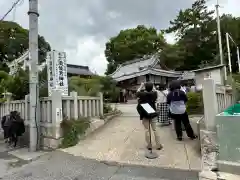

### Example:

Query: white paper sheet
xmin=140 ymin=103 xmax=156 ymax=114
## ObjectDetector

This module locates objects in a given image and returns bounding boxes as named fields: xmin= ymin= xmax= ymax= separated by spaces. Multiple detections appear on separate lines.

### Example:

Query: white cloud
xmin=1 ymin=0 xmax=240 ymax=75
xmin=65 ymin=37 xmax=107 ymax=75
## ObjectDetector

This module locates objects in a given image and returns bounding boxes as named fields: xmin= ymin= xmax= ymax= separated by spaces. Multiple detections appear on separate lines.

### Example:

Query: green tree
xmin=7 ymin=69 xmax=29 ymax=100
xmin=0 ymin=70 xmax=11 ymax=94
xmin=218 ymin=14 xmax=240 ymax=73
xmin=0 ymin=21 xmax=51 ymax=70
xmin=159 ymin=43 xmax=185 ymax=70
xmin=165 ymin=0 xmax=214 ymax=37
xmin=94 ymin=75 xmax=120 ymax=102
xmin=68 ymin=75 xmax=120 ymax=102
xmin=0 ymin=21 xmax=51 ymax=99
xmin=39 ymin=67 xmax=48 ymax=97
xmin=104 ymin=25 xmax=167 ymax=74
xmin=164 ymin=0 xmax=217 ymax=70
xmin=69 ymin=76 xmax=102 ymax=96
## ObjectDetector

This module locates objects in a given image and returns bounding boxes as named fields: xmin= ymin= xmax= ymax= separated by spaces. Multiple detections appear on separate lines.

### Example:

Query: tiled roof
xmin=110 ymin=55 xmax=159 ymax=79
xmin=191 ymin=64 xmax=225 ymax=72
xmin=114 ymin=68 xmax=182 ymax=82
xmin=67 ymin=64 xmax=94 ymax=76
xmin=178 ymin=64 xmax=225 ymax=80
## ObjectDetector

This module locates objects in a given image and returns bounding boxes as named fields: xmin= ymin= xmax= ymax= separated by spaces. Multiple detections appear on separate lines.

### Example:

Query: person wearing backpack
xmin=167 ymin=80 xmax=197 ymax=141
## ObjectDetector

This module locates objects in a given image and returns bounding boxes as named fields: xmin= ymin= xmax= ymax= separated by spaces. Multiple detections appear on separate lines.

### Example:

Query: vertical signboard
xmin=47 ymin=51 xmax=55 ymax=96
xmin=46 ymin=50 xmax=68 ymax=96
xmin=56 ymin=51 xmax=68 ymax=96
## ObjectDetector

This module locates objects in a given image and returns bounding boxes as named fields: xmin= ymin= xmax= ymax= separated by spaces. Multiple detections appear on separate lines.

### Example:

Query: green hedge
xmin=60 ymin=117 xmax=90 ymax=148
xmin=103 ymin=103 xmax=113 ymax=114
xmin=186 ymin=92 xmax=204 ymax=115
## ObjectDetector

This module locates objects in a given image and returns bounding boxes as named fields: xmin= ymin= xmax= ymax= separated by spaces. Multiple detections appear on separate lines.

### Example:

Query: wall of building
xmin=195 ymin=68 xmax=222 ymax=89
xmin=136 ymin=75 xmax=168 ymax=84
xmin=137 ymin=76 xmax=146 ymax=84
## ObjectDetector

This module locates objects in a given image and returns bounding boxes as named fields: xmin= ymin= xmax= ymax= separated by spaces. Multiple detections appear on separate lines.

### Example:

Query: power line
xmin=0 ymin=0 xmax=23 ymax=21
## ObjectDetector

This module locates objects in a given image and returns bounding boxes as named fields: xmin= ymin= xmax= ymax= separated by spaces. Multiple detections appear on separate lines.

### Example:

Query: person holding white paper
xmin=136 ymin=82 xmax=162 ymax=151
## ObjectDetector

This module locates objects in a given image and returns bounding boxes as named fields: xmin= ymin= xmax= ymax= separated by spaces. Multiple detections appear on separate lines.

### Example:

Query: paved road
xmin=64 ymin=103 xmax=200 ymax=170
xmin=3 ymin=151 xmax=198 ymax=180
xmin=1 ymin=103 xmax=200 ymax=179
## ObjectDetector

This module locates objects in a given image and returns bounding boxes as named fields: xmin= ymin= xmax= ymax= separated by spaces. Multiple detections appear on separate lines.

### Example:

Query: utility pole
xmin=237 ymin=47 xmax=240 ymax=73
xmin=216 ymin=0 xmax=227 ymax=82
xmin=226 ymin=33 xmax=232 ymax=73
xmin=225 ymin=32 xmax=240 ymax=73
xmin=28 ymin=0 xmax=40 ymax=151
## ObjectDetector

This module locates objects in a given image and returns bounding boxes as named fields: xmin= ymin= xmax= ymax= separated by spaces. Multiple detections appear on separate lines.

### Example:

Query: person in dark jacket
xmin=1 ymin=111 xmax=25 ymax=147
xmin=136 ymin=82 xmax=162 ymax=150
xmin=1 ymin=115 xmax=11 ymax=143
xmin=167 ymin=80 xmax=197 ymax=141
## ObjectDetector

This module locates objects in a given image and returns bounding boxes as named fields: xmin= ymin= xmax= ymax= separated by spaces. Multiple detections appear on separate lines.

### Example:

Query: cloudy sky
xmin=1 ymin=0 xmax=240 ymax=75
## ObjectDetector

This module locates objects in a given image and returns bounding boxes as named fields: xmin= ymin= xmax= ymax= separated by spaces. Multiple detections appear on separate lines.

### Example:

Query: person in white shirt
xmin=156 ymin=85 xmax=172 ymax=126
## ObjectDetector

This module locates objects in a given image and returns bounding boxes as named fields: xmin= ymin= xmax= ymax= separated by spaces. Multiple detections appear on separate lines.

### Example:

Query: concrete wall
xmin=195 ymin=69 xmax=222 ymax=89
xmin=216 ymin=115 xmax=240 ymax=175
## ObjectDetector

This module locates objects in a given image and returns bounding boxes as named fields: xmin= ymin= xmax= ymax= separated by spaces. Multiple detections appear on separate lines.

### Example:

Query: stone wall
xmin=19 ymin=124 xmax=62 ymax=150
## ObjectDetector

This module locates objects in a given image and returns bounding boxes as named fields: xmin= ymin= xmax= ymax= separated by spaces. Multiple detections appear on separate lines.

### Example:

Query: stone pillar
xmin=202 ymin=79 xmax=218 ymax=131
xmin=4 ymin=92 xmax=12 ymax=115
xmin=70 ymin=91 xmax=78 ymax=119
xmin=98 ymin=92 xmax=103 ymax=116
xmin=43 ymin=90 xmax=63 ymax=149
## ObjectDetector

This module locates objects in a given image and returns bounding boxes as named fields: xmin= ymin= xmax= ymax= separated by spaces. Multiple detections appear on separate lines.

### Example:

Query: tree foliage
xmin=68 ymin=75 xmax=120 ymax=102
xmin=104 ymin=0 xmax=240 ymax=74
xmin=104 ymin=25 xmax=167 ymax=74
xmin=0 ymin=21 xmax=51 ymax=70
xmin=0 ymin=21 xmax=51 ymax=100
xmin=164 ymin=0 xmax=218 ymax=70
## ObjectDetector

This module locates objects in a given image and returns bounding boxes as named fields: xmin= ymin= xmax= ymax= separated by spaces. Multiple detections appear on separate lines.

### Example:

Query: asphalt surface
xmin=2 ymin=151 xmax=199 ymax=180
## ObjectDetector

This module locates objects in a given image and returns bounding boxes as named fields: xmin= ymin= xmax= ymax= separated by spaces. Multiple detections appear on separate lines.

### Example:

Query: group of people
xmin=136 ymin=80 xmax=197 ymax=151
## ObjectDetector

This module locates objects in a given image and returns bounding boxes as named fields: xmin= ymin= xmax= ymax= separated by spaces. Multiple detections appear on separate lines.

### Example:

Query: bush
xmin=103 ymin=103 xmax=113 ymax=114
xmin=186 ymin=92 xmax=203 ymax=115
xmin=60 ymin=117 xmax=90 ymax=148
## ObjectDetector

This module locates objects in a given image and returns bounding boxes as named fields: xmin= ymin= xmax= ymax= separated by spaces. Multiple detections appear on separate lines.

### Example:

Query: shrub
xmin=103 ymin=103 xmax=113 ymax=114
xmin=60 ymin=117 xmax=90 ymax=148
xmin=186 ymin=92 xmax=203 ymax=115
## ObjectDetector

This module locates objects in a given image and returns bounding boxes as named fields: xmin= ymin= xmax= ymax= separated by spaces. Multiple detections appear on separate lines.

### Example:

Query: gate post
xmin=43 ymin=90 xmax=63 ymax=149
xmin=202 ymin=79 xmax=218 ymax=131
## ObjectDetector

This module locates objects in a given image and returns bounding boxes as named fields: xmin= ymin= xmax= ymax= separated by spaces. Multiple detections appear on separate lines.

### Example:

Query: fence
xmin=0 ymin=91 xmax=103 ymax=123
xmin=0 ymin=91 xmax=103 ymax=149
xmin=202 ymin=79 xmax=234 ymax=131
xmin=200 ymin=79 xmax=235 ymax=172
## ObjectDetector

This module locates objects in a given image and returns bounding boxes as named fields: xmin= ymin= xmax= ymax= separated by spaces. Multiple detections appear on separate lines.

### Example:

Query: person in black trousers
xmin=167 ymin=80 xmax=197 ymax=141
xmin=136 ymin=82 xmax=163 ymax=150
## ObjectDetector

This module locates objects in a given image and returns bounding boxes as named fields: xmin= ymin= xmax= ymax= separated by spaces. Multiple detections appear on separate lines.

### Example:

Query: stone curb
xmin=79 ymin=111 xmax=122 ymax=140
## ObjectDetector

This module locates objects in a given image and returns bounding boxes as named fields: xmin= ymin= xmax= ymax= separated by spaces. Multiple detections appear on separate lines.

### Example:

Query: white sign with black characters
xmin=55 ymin=51 xmax=68 ymax=96
xmin=47 ymin=51 xmax=55 ymax=96
xmin=47 ymin=50 xmax=68 ymax=96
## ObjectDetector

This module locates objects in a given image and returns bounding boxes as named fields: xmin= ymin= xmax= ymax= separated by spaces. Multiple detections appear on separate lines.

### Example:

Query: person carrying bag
xmin=167 ymin=80 xmax=197 ymax=141
xmin=136 ymin=82 xmax=163 ymax=150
